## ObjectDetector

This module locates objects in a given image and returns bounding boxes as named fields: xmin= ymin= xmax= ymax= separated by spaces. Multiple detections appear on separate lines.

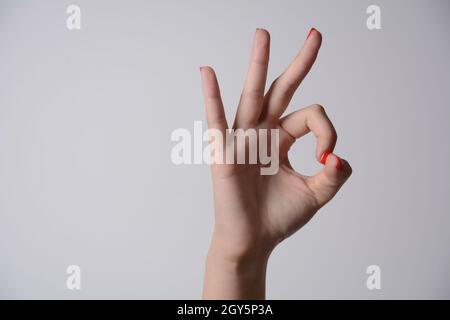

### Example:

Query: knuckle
xmin=329 ymin=126 xmax=338 ymax=139
xmin=324 ymin=129 xmax=337 ymax=142
xmin=241 ymin=89 xmax=264 ymax=100
xmin=311 ymin=104 xmax=325 ymax=113
xmin=346 ymin=161 xmax=353 ymax=176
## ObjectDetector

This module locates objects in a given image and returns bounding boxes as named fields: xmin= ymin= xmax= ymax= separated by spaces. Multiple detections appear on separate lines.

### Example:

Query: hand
xmin=200 ymin=28 xmax=352 ymax=299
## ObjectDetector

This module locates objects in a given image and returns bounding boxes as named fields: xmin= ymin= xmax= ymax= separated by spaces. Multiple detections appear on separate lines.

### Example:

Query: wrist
xmin=202 ymin=235 xmax=272 ymax=299
xmin=208 ymin=229 xmax=276 ymax=264
xmin=203 ymin=248 xmax=269 ymax=299
xmin=206 ymin=241 xmax=270 ymax=275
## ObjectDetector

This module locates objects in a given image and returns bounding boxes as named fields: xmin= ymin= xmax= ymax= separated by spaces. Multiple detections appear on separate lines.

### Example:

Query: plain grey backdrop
xmin=0 ymin=0 xmax=449 ymax=299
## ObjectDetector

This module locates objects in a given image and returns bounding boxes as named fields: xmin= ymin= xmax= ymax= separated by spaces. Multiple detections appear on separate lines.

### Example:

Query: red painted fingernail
xmin=319 ymin=150 xmax=330 ymax=165
xmin=307 ymin=27 xmax=316 ymax=39
xmin=336 ymin=156 xmax=343 ymax=170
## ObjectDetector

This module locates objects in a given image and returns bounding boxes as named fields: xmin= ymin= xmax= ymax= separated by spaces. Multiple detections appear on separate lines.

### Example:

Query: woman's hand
xmin=200 ymin=28 xmax=352 ymax=299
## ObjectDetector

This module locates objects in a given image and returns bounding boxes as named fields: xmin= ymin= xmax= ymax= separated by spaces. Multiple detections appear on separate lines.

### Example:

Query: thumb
xmin=306 ymin=151 xmax=352 ymax=208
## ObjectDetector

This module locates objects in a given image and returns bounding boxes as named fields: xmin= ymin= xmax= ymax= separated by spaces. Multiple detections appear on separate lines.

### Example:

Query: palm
xmin=211 ymin=126 xmax=319 ymax=256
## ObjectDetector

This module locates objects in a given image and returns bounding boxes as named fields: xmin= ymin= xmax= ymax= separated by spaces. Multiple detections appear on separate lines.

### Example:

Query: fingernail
xmin=336 ymin=156 xmax=343 ymax=170
xmin=319 ymin=150 xmax=330 ymax=165
xmin=307 ymin=27 xmax=316 ymax=39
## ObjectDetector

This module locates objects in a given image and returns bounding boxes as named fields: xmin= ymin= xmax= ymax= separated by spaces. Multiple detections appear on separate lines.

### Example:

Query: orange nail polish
xmin=307 ymin=27 xmax=316 ymax=39
xmin=319 ymin=151 xmax=330 ymax=164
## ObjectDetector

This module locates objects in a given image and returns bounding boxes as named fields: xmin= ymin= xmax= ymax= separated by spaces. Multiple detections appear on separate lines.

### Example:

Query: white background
xmin=0 ymin=0 xmax=449 ymax=298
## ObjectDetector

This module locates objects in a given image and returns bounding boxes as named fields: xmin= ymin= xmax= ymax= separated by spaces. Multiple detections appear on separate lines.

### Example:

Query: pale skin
xmin=200 ymin=28 xmax=352 ymax=299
